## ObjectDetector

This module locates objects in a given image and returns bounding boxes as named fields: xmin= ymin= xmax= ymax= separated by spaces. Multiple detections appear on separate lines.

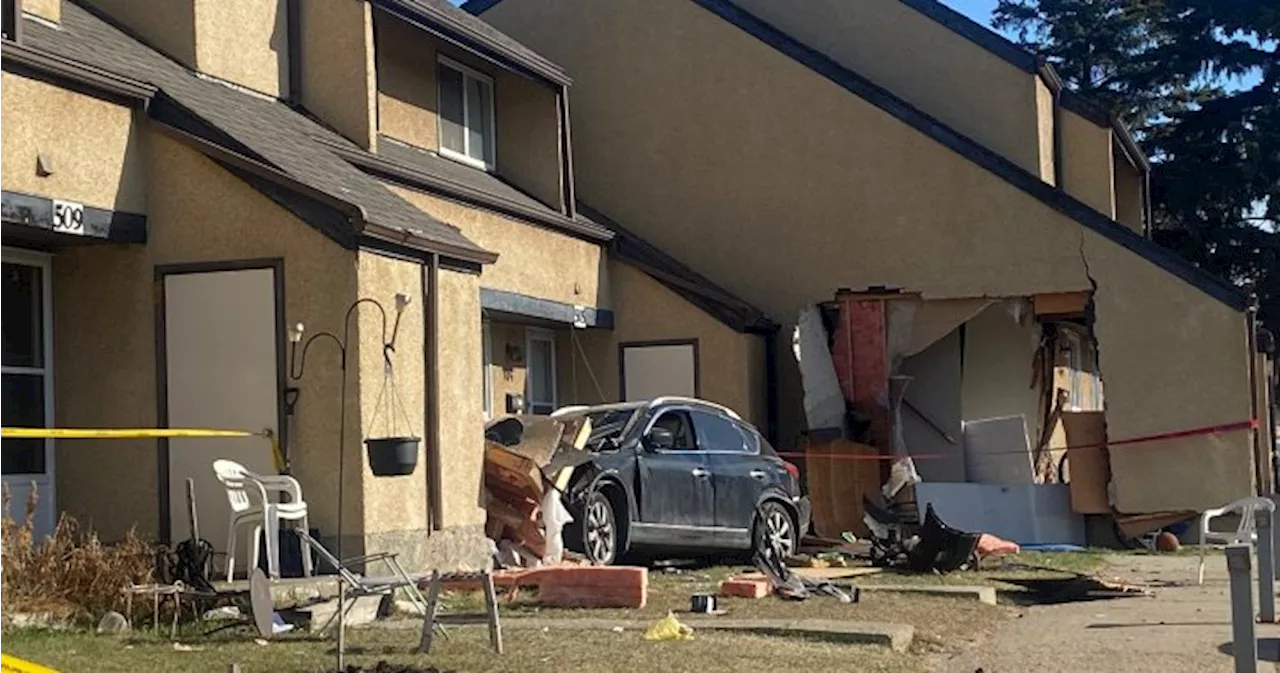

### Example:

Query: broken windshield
xmin=581 ymin=408 xmax=640 ymax=450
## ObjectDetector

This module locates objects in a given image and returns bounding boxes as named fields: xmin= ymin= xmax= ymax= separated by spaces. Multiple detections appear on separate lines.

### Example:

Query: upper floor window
xmin=438 ymin=56 xmax=495 ymax=171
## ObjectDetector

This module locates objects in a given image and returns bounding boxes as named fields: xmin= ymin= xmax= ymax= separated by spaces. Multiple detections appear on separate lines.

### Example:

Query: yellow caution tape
xmin=1 ymin=428 xmax=258 ymax=440
xmin=0 ymin=653 xmax=60 ymax=673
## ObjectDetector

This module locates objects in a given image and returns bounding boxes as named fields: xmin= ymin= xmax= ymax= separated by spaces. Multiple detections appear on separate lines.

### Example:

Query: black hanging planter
xmin=365 ymin=436 xmax=420 ymax=476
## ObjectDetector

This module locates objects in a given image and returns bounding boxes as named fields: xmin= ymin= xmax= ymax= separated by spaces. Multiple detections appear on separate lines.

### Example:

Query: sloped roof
xmin=578 ymin=204 xmax=776 ymax=334
xmin=16 ymin=2 xmax=496 ymax=264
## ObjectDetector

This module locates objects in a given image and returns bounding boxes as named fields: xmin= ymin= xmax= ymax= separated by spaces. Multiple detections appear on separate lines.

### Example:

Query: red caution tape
xmin=777 ymin=418 xmax=1259 ymax=462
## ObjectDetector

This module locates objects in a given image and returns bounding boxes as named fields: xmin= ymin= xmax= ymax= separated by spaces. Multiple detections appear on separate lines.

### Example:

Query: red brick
xmin=719 ymin=578 xmax=771 ymax=599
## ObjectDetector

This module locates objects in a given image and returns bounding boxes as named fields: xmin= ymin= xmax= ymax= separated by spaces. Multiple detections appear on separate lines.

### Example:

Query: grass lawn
xmin=2 ymin=561 xmax=1034 ymax=673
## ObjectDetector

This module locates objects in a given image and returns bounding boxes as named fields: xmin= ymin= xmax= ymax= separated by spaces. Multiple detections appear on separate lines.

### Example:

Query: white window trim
xmin=525 ymin=327 xmax=557 ymax=414
xmin=1 ymin=247 xmax=56 ymax=500
xmin=481 ymin=320 xmax=493 ymax=420
xmin=437 ymin=55 xmax=496 ymax=171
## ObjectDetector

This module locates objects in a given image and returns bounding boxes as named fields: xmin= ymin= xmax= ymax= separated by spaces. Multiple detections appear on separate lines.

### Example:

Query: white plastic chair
xmin=1198 ymin=496 xmax=1276 ymax=585
xmin=213 ymin=459 xmax=313 ymax=581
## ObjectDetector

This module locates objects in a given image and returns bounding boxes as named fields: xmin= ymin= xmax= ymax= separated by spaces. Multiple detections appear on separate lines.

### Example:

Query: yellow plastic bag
xmin=643 ymin=611 xmax=695 ymax=641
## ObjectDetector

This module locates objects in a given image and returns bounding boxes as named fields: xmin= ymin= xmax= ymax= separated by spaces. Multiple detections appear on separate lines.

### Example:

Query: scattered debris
xmin=643 ymin=612 xmax=695 ymax=641
xmin=1154 ymin=531 xmax=1181 ymax=552
xmin=338 ymin=662 xmax=449 ymax=673
xmin=976 ymin=533 xmax=1020 ymax=559
xmin=172 ymin=642 xmax=204 ymax=652
xmin=96 ymin=611 xmax=129 ymax=635
xmin=719 ymin=578 xmax=771 ymax=599
xmin=202 ymin=606 xmax=242 ymax=621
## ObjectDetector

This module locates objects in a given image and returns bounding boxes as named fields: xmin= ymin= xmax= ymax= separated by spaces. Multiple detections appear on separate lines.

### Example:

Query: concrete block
xmin=302 ymin=594 xmax=383 ymax=632
xmin=857 ymin=584 xmax=997 ymax=605
xmin=720 ymin=578 xmax=771 ymax=599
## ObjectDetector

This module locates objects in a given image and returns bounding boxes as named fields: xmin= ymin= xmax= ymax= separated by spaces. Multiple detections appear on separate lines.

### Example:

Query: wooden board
xmin=1034 ymin=292 xmax=1089 ymax=317
xmin=806 ymin=439 xmax=882 ymax=538
xmin=1059 ymin=412 xmax=1111 ymax=514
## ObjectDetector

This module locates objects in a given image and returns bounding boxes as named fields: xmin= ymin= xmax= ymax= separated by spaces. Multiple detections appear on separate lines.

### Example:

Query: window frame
xmin=524 ymin=327 xmax=557 ymax=415
xmin=1 ymin=247 xmax=55 ymax=482
xmin=436 ymin=55 xmax=496 ymax=172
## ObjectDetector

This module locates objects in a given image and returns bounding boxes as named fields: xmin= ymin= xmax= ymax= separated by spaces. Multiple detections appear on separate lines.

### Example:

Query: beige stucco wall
xmin=51 ymin=127 xmax=362 ymax=543
xmin=386 ymin=185 xmax=607 ymax=308
xmin=24 ymin=0 xmax=60 ymax=24
xmin=486 ymin=321 xmax=529 ymax=415
xmin=1060 ymin=109 xmax=1115 ymax=218
xmin=192 ymin=0 xmax=289 ymax=98
xmin=1084 ymin=229 xmax=1255 ymax=513
xmin=373 ymin=18 xmax=564 ymax=209
xmin=436 ymin=268 xmax=486 ymax=528
xmin=82 ymin=0 xmax=197 ymax=69
xmin=728 ymin=0 xmax=1047 ymax=178
xmin=1 ymin=72 xmax=147 ymax=213
xmin=1113 ymin=155 xmax=1144 ymax=232
xmin=300 ymin=0 xmax=376 ymax=149
xmin=481 ymin=0 xmax=1255 ymax=511
xmin=1036 ymin=80 xmax=1057 ymax=186
xmin=566 ymin=261 xmax=767 ymax=429
xmin=356 ymin=251 xmax=428 ymax=537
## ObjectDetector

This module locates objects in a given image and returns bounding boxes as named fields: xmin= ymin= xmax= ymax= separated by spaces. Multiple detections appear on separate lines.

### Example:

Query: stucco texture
xmin=566 ymin=261 xmax=767 ymax=429
xmin=486 ymin=321 xmax=529 ymax=414
xmin=730 ymin=0 xmax=1047 ymax=178
xmin=1060 ymin=110 xmax=1115 ymax=218
xmin=481 ymin=0 xmax=1255 ymax=511
xmin=356 ymin=251 xmax=427 ymax=537
xmin=1 ymin=72 xmax=146 ymax=213
xmin=300 ymin=0 xmax=376 ymax=149
xmin=387 ymin=185 xmax=606 ymax=308
xmin=49 ymin=127 xmax=366 ymax=544
xmin=373 ymin=20 xmax=564 ymax=210
xmin=436 ymin=268 xmax=486 ymax=528
xmin=1113 ymin=156 xmax=1144 ymax=232
xmin=24 ymin=0 xmax=60 ymax=24
xmin=193 ymin=0 xmax=289 ymax=98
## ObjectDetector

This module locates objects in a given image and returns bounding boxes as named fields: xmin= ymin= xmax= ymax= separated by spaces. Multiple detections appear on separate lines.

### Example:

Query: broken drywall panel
xmin=900 ymin=332 xmax=966 ymax=482
xmin=916 ymin=482 xmax=1086 ymax=546
xmin=901 ymin=297 xmax=994 ymax=358
xmin=1081 ymin=227 xmax=1254 ymax=513
xmin=963 ymin=415 xmax=1034 ymax=484
xmin=795 ymin=305 xmax=845 ymax=431
xmin=960 ymin=301 xmax=1045 ymax=447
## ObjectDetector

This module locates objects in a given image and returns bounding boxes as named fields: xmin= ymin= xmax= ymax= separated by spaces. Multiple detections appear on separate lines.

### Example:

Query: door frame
xmin=1 ymin=246 xmax=56 ymax=528
xmin=524 ymin=326 xmax=557 ymax=414
xmin=618 ymin=338 xmax=701 ymax=401
xmin=153 ymin=258 xmax=286 ymax=544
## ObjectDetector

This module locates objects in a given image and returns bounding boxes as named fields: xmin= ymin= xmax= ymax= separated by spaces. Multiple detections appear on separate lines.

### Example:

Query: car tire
xmin=754 ymin=500 xmax=797 ymax=559
xmin=582 ymin=489 xmax=619 ymax=566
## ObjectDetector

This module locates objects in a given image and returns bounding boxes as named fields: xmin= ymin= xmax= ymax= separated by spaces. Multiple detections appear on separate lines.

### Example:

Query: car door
xmin=636 ymin=408 xmax=716 ymax=528
xmin=693 ymin=410 xmax=771 ymax=532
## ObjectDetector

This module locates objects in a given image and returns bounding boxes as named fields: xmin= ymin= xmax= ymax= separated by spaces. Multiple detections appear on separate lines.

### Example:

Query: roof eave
xmin=1 ymin=37 xmax=157 ymax=103
xmin=372 ymin=0 xmax=571 ymax=87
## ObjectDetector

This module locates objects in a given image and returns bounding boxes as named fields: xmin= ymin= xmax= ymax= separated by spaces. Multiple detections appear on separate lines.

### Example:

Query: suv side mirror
xmin=644 ymin=427 xmax=675 ymax=451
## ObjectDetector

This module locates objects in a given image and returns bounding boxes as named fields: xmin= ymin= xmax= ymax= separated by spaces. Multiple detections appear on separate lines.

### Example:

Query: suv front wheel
xmin=582 ymin=490 xmax=618 ymax=565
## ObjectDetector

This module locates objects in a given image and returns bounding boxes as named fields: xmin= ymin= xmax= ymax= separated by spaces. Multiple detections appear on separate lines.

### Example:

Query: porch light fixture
xmin=286 ymin=294 xmax=411 ymax=670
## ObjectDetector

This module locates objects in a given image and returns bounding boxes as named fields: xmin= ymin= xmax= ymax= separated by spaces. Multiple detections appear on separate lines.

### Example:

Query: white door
xmin=163 ymin=267 xmax=280 ymax=569
xmin=2 ymin=249 xmax=56 ymax=539
xmin=622 ymin=342 xmax=697 ymax=401
xmin=525 ymin=328 xmax=557 ymax=415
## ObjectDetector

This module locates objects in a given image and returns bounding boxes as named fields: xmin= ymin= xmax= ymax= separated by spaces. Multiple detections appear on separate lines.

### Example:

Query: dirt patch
xmin=340 ymin=663 xmax=451 ymax=673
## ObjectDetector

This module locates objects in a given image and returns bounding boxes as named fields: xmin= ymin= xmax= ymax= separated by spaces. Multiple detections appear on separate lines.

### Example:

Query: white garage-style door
xmin=621 ymin=340 xmax=699 ymax=401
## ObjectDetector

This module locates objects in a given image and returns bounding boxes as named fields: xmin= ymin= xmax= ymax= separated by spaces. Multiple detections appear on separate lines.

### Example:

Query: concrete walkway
xmin=940 ymin=554 xmax=1280 ymax=673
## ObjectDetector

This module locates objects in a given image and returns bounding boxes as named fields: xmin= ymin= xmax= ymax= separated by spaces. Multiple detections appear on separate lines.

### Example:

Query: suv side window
xmin=650 ymin=410 xmax=697 ymax=450
xmin=691 ymin=410 xmax=753 ymax=453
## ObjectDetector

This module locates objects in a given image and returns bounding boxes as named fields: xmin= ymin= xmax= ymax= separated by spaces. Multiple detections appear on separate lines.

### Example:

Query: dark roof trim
xmin=2 ymin=189 xmax=147 ymax=243
xmin=894 ymin=1 xmax=1151 ymax=175
xmin=582 ymin=203 xmax=777 ymax=334
xmin=480 ymin=287 xmax=614 ymax=329
xmin=320 ymin=136 xmax=613 ymax=243
xmin=373 ymin=0 xmax=570 ymax=87
xmin=693 ymin=0 xmax=1244 ymax=311
xmin=898 ymin=0 xmax=1037 ymax=71
xmin=155 ymin=121 xmax=499 ymax=266
xmin=1 ymin=37 xmax=157 ymax=103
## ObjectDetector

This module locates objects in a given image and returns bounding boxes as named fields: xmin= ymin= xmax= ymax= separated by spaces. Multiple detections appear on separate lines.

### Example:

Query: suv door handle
xmin=749 ymin=469 xmax=767 ymax=480
xmin=691 ymin=468 xmax=710 ymax=478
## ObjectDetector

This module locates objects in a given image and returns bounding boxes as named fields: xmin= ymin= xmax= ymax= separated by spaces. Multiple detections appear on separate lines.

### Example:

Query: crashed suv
xmin=544 ymin=397 xmax=811 ymax=565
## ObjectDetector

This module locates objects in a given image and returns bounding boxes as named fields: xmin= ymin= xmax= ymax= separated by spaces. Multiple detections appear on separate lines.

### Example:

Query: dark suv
xmin=554 ymin=397 xmax=810 ymax=565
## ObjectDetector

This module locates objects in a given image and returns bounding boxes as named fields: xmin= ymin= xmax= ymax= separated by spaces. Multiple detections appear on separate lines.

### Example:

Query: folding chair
xmin=1198 ymin=497 xmax=1276 ymax=585
xmin=295 ymin=531 xmax=431 ymax=633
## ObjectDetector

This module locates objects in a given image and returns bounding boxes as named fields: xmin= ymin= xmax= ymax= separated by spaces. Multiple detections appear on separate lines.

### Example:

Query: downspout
xmin=425 ymin=253 xmax=444 ymax=530
xmin=1246 ymin=289 xmax=1263 ymax=495
xmin=285 ymin=0 xmax=302 ymax=106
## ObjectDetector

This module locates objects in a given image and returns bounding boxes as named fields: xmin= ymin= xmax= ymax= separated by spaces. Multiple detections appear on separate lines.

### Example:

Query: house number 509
xmin=52 ymin=199 xmax=85 ymax=235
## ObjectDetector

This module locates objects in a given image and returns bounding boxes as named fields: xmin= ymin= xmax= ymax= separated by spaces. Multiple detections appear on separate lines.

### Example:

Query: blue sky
xmin=947 ymin=0 xmax=1000 ymax=26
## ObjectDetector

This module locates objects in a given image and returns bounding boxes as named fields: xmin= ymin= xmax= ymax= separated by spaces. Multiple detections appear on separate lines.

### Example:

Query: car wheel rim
xmin=765 ymin=509 xmax=794 ymax=558
xmin=585 ymin=499 xmax=614 ymax=563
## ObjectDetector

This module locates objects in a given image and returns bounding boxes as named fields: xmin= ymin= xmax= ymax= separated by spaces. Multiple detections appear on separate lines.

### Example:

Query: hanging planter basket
xmin=365 ymin=436 xmax=420 ymax=476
